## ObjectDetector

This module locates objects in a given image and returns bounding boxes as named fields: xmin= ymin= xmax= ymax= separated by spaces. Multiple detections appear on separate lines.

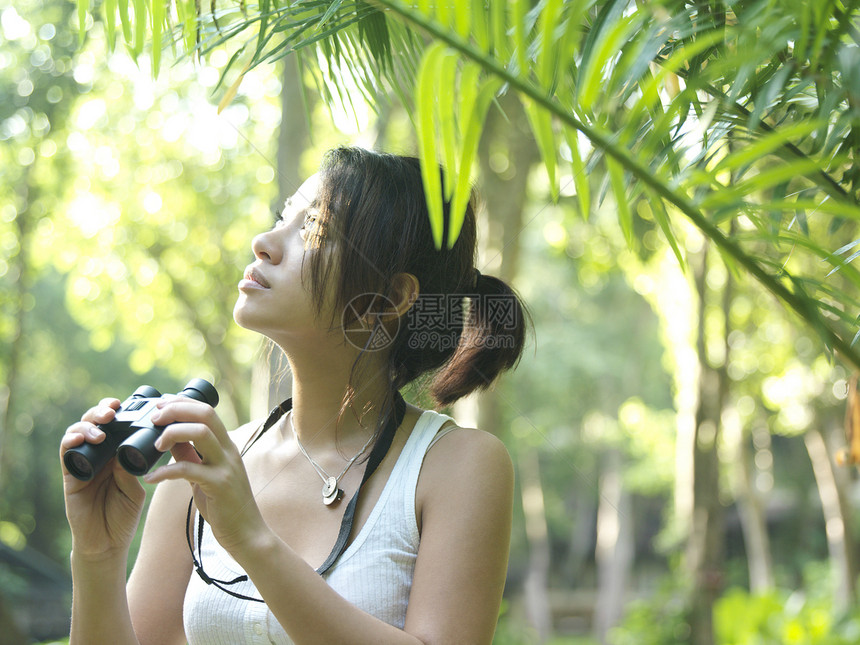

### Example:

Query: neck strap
xmin=186 ymin=391 xmax=407 ymax=601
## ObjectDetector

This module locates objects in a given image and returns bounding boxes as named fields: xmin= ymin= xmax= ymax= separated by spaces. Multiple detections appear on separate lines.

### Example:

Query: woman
xmin=60 ymin=147 xmax=529 ymax=644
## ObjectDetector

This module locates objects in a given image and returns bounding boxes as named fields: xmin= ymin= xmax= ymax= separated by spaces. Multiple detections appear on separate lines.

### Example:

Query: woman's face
xmin=233 ymin=174 xmax=333 ymax=342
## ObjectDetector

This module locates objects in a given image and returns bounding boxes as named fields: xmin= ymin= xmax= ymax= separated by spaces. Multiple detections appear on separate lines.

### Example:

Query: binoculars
xmin=63 ymin=378 xmax=219 ymax=481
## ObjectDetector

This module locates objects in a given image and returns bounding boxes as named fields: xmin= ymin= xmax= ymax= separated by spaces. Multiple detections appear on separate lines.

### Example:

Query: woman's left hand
xmin=145 ymin=399 xmax=267 ymax=553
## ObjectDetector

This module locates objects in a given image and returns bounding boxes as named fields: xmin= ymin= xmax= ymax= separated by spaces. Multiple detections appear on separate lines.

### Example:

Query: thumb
xmin=111 ymin=461 xmax=146 ymax=502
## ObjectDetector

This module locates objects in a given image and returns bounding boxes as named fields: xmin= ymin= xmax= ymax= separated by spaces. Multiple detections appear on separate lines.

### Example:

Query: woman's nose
xmin=252 ymin=230 xmax=281 ymax=263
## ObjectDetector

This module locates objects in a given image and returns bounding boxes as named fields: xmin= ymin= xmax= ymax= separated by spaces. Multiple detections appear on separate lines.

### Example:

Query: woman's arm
xmin=61 ymin=401 xmax=145 ymax=645
xmin=126 ymin=476 xmax=195 ymax=645
xmin=406 ymin=428 xmax=514 ymax=644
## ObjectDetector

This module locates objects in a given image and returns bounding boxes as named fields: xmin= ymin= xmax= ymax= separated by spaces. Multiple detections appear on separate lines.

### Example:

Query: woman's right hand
xmin=60 ymin=399 xmax=147 ymax=561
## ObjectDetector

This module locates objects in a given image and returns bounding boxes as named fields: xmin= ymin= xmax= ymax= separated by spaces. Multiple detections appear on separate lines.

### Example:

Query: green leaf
xmin=449 ymin=75 xmax=503 ymax=247
xmin=564 ymin=126 xmax=590 ymax=219
xmin=118 ymin=0 xmax=134 ymax=48
xmin=648 ymin=188 xmax=686 ymax=272
xmin=438 ymin=50 xmax=459 ymax=200
xmin=133 ymin=0 xmax=146 ymax=55
xmin=453 ymin=0 xmax=470 ymax=39
xmin=77 ymin=0 xmax=89 ymax=45
xmin=104 ymin=0 xmax=117 ymax=50
xmin=512 ymin=0 xmax=529 ymax=77
xmin=606 ymin=155 xmax=633 ymax=248
xmin=490 ymin=0 xmax=509 ymax=60
xmin=151 ymin=0 xmax=164 ymax=76
xmin=577 ymin=0 xmax=626 ymax=109
xmin=536 ymin=0 xmax=563 ymax=90
xmin=523 ymin=98 xmax=558 ymax=200
xmin=578 ymin=12 xmax=637 ymax=112
xmin=416 ymin=43 xmax=447 ymax=249
xmin=713 ymin=120 xmax=824 ymax=175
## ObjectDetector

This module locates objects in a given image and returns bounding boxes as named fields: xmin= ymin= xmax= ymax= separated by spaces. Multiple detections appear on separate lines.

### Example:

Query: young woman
xmin=60 ymin=147 xmax=529 ymax=644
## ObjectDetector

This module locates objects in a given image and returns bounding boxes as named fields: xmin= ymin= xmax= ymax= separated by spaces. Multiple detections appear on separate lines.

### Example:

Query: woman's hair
xmin=304 ymin=146 xmax=529 ymax=415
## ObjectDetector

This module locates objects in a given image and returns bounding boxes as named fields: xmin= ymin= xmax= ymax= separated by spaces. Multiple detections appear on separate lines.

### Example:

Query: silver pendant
xmin=322 ymin=477 xmax=342 ymax=505
xmin=322 ymin=476 xmax=338 ymax=498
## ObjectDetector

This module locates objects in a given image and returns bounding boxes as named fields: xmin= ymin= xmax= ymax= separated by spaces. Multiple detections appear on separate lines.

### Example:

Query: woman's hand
xmin=60 ymin=400 xmax=147 ymax=561
xmin=142 ymin=399 xmax=269 ymax=554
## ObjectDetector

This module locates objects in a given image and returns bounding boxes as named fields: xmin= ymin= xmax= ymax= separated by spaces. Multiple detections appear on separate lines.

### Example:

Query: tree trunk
xmin=724 ymin=398 xmax=774 ymax=594
xmin=0 ymin=175 xmax=32 ymax=489
xmin=733 ymin=422 xmax=774 ymax=593
xmin=805 ymin=422 xmax=858 ymax=610
xmin=593 ymin=448 xmax=634 ymax=644
xmin=472 ymin=91 xmax=542 ymax=636
xmin=684 ymin=246 xmax=729 ymax=645
xmin=518 ymin=447 xmax=553 ymax=642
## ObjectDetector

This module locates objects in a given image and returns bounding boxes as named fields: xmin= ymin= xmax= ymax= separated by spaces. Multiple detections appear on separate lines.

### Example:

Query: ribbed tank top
xmin=182 ymin=408 xmax=454 ymax=644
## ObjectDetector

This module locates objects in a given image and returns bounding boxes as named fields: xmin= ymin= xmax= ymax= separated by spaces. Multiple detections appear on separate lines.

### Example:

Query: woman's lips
xmin=239 ymin=267 xmax=270 ymax=289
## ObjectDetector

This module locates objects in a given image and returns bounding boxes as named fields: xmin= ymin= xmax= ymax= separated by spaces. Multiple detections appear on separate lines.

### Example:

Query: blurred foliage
xmin=612 ymin=563 xmax=860 ymax=645
xmin=72 ymin=0 xmax=860 ymax=373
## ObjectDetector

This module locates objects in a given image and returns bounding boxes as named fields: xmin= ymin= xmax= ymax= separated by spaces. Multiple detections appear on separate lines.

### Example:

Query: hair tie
xmin=472 ymin=268 xmax=482 ymax=290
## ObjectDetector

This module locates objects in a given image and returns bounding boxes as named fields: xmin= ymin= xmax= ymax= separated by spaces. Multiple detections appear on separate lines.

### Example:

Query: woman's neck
xmin=277 ymin=337 xmax=391 ymax=447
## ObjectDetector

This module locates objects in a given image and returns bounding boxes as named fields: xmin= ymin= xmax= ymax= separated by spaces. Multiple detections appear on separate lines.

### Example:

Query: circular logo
xmin=341 ymin=293 xmax=400 ymax=351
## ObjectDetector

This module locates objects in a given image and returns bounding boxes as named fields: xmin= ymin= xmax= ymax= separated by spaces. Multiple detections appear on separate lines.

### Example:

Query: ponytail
xmin=429 ymin=272 xmax=530 ymax=406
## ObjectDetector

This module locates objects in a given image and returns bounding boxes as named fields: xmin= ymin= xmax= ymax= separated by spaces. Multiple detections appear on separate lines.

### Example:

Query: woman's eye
xmin=271 ymin=209 xmax=285 ymax=230
xmin=301 ymin=211 xmax=320 ymax=232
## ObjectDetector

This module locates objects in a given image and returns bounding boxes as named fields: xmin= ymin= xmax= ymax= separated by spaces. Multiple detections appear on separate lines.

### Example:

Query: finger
xmin=60 ymin=423 xmax=106 ymax=450
xmin=111 ymin=460 xmax=146 ymax=503
xmin=152 ymin=400 xmax=229 ymax=448
xmin=81 ymin=402 xmax=120 ymax=425
xmin=169 ymin=441 xmax=204 ymax=466
xmin=155 ymin=423 xmax=223 ymax=464
xmin=143 ymin=459 xmax=210 ymax=485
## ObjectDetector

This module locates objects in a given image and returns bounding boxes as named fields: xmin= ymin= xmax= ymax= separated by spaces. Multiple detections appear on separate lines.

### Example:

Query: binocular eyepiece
xmin=63 ymin=378 xmax=219 ymax=482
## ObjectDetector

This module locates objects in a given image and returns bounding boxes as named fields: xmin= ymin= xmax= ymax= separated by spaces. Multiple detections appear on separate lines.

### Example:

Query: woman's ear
xmin=386 ymin=272 xmax=420 ymax=319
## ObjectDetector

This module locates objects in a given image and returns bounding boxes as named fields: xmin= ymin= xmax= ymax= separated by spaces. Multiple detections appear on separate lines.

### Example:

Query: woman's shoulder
xmin=416 ymin=416 xmax=514 ymax=503
xmin=228 ymin=418 xmax=267 ymax=449
xmin=413 ymin=415 xmax=514 ymax=536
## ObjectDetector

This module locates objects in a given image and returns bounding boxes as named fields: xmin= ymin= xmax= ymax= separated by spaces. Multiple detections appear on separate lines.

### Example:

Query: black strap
xmin=186 ymin=392 xmax=406 ymax=599
xmin=317 ymin=392 xmax=406 ymax=574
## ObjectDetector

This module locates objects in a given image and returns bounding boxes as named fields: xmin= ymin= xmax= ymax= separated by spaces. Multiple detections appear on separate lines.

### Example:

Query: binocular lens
xmin=64 ymin=451 xmax=94 ymax=481
xmin=117 ymin=446 xmax=148 ymax=476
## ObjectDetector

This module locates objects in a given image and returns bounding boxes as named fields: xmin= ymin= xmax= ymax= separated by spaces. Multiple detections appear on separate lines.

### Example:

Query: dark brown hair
xmin=304 ymin=146 xmax=529 ymax=414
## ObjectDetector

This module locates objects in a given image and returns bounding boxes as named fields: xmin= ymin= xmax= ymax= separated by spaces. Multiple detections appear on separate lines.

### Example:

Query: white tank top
xmin=182 ymin=409 xmax=454 ymax=644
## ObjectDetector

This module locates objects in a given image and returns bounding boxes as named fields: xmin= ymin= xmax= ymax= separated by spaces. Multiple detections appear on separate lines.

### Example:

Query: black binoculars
xmin=63 ymin=378 xmax=219 ymax=481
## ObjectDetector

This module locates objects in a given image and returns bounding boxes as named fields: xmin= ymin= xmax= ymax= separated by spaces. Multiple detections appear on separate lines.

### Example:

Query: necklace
xmin=289 ymin=411 xmax=376 ymax=506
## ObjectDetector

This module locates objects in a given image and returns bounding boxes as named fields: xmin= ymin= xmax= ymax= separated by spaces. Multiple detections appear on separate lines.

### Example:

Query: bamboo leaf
xmin=104 ymin=0 xmax=117 ymax=50
xmin=698 ymin=158 xmax=825 ymax=209
xmin=151 ymin=0 xmax=164 ymax=76
xmin=606 ymin=155 xmax=633 ymax=248
xmin=77 ymin=0 xmax=89 ymax=45
xmin=217 ymin=60 xmax=251 ymax=113
xmin=713 ymin=120 xmax=824 ymax=174
xmin=438 ymin=50 xmax=459 ymax=200
xmin=453 ymin=0 xmax=470 ymax=39
xmin=132 ymin=0 xmax=146 ymax=56
xmin=512 ymin=0 xmax=529 ymax=76
xmin=648 ymin=188 xmax=686 ymax=271
xmin=416 ymin=43 xmax=447 ymax=249
xmin=564 ymin=126 xmax=590 ymax=219
xmin=578 ymin=13 xmax=637 ymax=112
xmin=536 ymin=0 xmax=563 ymax=90
xmin=523 ymin=98 xmax=558 ymax=199
xmin=118 ymin=0 xmax=133 ymax=47
xmin=449 ymin=75 xmax=503 ymax=247
xmin=490 ymin=0 xmax=509 ymax=60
